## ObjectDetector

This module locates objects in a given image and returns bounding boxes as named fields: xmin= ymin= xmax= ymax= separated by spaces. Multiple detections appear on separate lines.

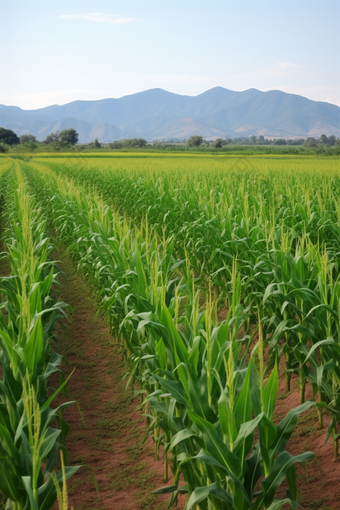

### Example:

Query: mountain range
xmin=0 ymin=87 xmax=339 ymax=142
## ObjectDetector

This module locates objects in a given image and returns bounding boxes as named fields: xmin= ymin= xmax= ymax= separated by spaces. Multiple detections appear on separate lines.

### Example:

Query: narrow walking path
xmin=54 ymin=248 xmax=175 ymax=510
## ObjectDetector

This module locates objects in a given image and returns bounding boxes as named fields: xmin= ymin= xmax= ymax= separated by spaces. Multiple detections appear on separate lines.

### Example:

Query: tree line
xmin=1 ymin=127 xmax=339 ymax=153
xmin=0 ymin=127 xmax=79 ymax=152
xmin=0 ymin=127 xmax=150 ymax=152
xmin=0 ymin=127 xmax=150 ymax=153
xmin=186 ymin=134 xmax=340 ymax=148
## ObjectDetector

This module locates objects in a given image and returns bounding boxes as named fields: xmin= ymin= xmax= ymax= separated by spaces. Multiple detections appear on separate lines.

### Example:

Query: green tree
xmin=125 ymin=138 xmax=147 ymax=148
xmin=288 ymin=138 xmax=304 ymax=146
xmin=44 ymin=131 xmax=60 ymax=145
xmin=304 ymin=137 xmax=317 ymax=147
xmin=110 ymin=138 xmax=147 ymax=149
xmin=214 ymin=138 xmax=229 ymax=148
xmin=20 ymin=134 xmax=37 ymax=144
xmin=59 ymin=128 xmax=79 ymax=146
xmin=24 ymin=140 xmax=38 ymax=151
xmin=320 ymin=134 xmax=329 ymax=145
xmin=109 ymin=141 xmax=123 ymax=149
xmin=187 ymin=135 xmax=203 ymax=147
xmin=328 ymin=135 xmax=336 ymax=146
xmin=94 ymin=138 xmax=101 ymax=148
xmin=0 ymin=127 xmax=20 ymax=145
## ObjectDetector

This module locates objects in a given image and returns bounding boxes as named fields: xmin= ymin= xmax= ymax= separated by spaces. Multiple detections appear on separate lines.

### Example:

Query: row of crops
xmin=0 ymin=162 xmax=83 ymax=510
xmin=1 ymin=154 xmax=340 ymax=509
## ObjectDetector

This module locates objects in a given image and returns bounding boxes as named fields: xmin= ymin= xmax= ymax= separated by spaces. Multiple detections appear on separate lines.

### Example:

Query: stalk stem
xmin=299 ymin=367 xmax=305 ymax=404
xmin=164 ymin=450 xmax=168 ymax=482
xmin=333 ymin=427 xmax=339 ymax=461
xmin=154 ymin=423 xmax=159 ymax=460
xmin=285 ymin=349 xmax=291 ymax=392
xmin=317 ymin=407 xmax=323 ymax=430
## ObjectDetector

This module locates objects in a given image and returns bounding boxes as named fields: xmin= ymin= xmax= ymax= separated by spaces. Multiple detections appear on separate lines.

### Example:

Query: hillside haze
xmin=0 ymin=87 xmax=339 ymax=142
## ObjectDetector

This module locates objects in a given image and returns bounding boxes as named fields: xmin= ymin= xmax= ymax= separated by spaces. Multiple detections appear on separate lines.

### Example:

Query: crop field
xmin=0 ymin=153 xmax=340 ymax=510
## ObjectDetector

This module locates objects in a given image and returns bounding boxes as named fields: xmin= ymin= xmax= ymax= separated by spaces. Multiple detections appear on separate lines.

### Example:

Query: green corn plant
xmin=52 ymin=450 xmax=72 ymax=510
xmin=18 ymin=158 xmax=327 ymax=508
xmin=153 ymin=311 xmax=314 ymax=510
xmin=0 ymin=165 xmax=80 ymax=509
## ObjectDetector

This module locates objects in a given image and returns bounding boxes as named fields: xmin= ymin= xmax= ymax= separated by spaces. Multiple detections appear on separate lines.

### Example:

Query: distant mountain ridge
xmin=0 ymin=87 xmax=339 ymax=142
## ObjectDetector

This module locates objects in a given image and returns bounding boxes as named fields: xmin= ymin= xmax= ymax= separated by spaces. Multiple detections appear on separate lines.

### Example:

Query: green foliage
xmin=22 ymin=140 xmax=39 ymax=151
xmin=304 ymin=137 xmax=317 ymax=147
xmin=41 ymin=153 xmax=340 ymax=461
xmin=44 ymin=128 xmax=79 ymax=147
xmin=18 ymin=155 xmax=331 ymax=509
xmin=59 ymin=128 xmax=79 ymax=146
xmin=0 ymin=164 xmax=79 ymax=509
xmin=3 ymin=152 xmax=340 ymax=507
xmin=110 ymin=138 xmax=147 ymax=149
xmin=0 ymin=127 xmax=19 ymax=145
xmin=44 ymin=131 xmax=60 ymax=145
xmin=187 ymin=135 xmax=203 ymax=147
xmin=214 ymin=138 xmax=229 ymax=148
xmin=20 ymin=134 xmax=37 ymax=144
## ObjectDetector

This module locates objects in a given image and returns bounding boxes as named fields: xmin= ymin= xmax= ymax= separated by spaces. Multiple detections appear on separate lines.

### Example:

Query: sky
xmin=1 ymin=0 xmax=339 ymax=109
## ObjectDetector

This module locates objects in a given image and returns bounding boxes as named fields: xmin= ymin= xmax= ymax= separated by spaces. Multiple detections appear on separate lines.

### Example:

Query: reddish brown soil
xmin=53 ymin=250 xmax=183 ymax=510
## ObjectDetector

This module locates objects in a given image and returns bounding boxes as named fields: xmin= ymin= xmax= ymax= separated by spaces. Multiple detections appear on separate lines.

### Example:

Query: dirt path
xmin=54 ymin=249 xmax=178 ymax=510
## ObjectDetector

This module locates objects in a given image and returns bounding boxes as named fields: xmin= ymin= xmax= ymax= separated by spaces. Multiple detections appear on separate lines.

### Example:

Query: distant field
xmin=5 ymin=141 xmax=340 ymax=157
xmin=1 ymin=153 xmax=340 ymax=510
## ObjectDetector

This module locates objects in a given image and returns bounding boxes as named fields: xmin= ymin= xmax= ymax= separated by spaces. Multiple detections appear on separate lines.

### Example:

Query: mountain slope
xmin=0 ymin=87 xmax=339 ymax=142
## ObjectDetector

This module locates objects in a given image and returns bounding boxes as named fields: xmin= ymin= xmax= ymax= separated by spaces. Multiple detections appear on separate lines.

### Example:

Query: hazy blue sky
xmin=1 ymin=0 xmax=339 ymax=109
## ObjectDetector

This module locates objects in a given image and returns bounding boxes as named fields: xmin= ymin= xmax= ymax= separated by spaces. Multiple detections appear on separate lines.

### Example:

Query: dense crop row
xmin=1 ymin=153 xmax=340 ymax=509
xmin=0 ymin=161 xmax=79 ymax=509
xmin=14 ymin=158 xmax=321 ymax=509
xmin=34 ymin=156 xmax=340 ymax=451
